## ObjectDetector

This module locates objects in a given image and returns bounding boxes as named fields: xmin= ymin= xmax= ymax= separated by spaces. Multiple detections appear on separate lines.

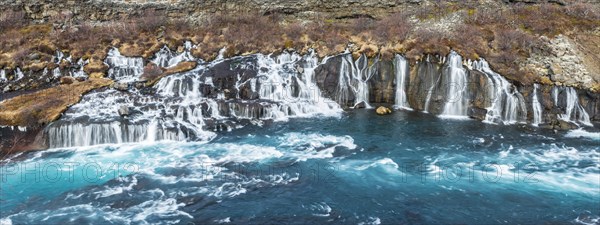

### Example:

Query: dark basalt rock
xmin=203 ymin=57 xmax=259 ymax=100
xmin=468 ymin=107 xmax=488 ymax=121
xmin=555 ymin=119 xmax=579 ymax=130
xmin=369 ymin=60 xmax=395 ymax=104
xmin=315 ymin=55 xmax=349 ymax=106
xmin=118 ymin=105 xmax=130 ymax=117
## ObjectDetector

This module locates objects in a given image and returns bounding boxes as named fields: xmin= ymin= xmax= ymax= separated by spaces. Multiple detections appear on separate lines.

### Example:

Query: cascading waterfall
xmin=0 ymin=69 xmax=6 ymax=83
xmin=393 ymin=54 xmax=411 ymax=110
xmin=338 ymin=54 xmax=378 ymax=108
xmin=49 ymin=51 xmax=88 ymax=78
xmin=14 ymin=68 xmax=24 ymax=81
xmin=532 ymin=84 xmax=543 ymax=126
xmin=39 ymin=48 xmax=597 ymax=148
xmin=422 ymin=56 xmax=442 ymax=113
xmin=254 ymin=51 xmax=341 ymax=120
xmin=553 ymin=86 xmax=591 ymax=126
xmin=152 ymin=41 xmax=196 ymax=68
xmin=474 ymin=59 xmax=527 ymax=124
xmin=45 ymin=50 xmax=341 ymax=148
xmin=70 ymin=59 xmax=88 ymax=78
xmin=105 ymin=48 xmax=144 ymax=82
xmin=440 ymin=51 xmax=469 ymax=118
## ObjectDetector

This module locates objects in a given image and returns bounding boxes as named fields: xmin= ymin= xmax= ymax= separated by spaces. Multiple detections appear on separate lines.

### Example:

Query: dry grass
xmin=0 ymin=3 xmax=598 ymax=88
xmin=0 ymin=78 xmax=114 ymax=126
xmin=143 ymin=61 xmax=198 ymax=86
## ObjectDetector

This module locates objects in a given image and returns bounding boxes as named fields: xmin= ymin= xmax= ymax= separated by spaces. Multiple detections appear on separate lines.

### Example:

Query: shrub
xmin=0 ymin=10 xmax=26 ymax=30
xmin=351 ymin=17 xmax=375 ymax=34
xmin=373 ymin=12 xmax=412 ymax=44
xmin=135 ymin=9 xmax=167 ymax=32
xmin=12 ymin=49 xmax=30 ymax=65
xmin=141 ymin=63 xmax=163 ymax=81
xmin=465 ymin=7 xmax=510 ymax=26
xmin=285 ymin=22 xmax=304 ymax=40
xmin=565 ymin=3 xmax=600 ymax=20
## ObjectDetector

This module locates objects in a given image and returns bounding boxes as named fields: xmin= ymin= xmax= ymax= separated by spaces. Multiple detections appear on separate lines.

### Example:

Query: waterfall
xmin=553 ymin=86 xmax=592 ymax=126
xmin=254 ymin=51 xmax=341 ymax=120
xmin=0 ymin=70 xmax=6 ymax=83
xmin=151 ymin=41 xmax=196 ymax=68
xmin=45 ymin=51 xmax=341 ymax=148
xmin=338 ymin=54 xmax=378 ymax=108
xmin=14 ymin=68 xmax=24 ymax=81
xmin=393 ymin=55 xmax=411 ymax=110
xmin=532 ymin=84 xmax=543 ymax=126
xmin=422 ymin=56 xmax=442 ymax=113
xmin=70 ymin=59 xmax=88 ymax=78
xmin=440 ymin=51 xmax=469 ymax=118
xmin=474 ymin=59 xmax=527 ymax=124
xmin=105 ymin=48 xmax=144 ymax=82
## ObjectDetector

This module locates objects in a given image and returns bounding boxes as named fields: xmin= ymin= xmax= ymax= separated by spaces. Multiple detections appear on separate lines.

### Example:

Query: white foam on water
xmin=132 ymin=198 xmax=193 ymax=222
xmin=358 ymin=217 xmax=382 ymax=225
xmin=355 ymin=158 xmax=400 ymax=171
xmin=565 ymin=129 xmax=600 ymax=140
xmin=278 ymin=132 xmax=357 ymax=161
xmin=438 ymin=114 xmax=471 ymax=120
xmin=215 ymin=217 xmax=231 ymax=223
xmin=94 ymin=176 xmax=139 ymax=199
xmin=0 ymin=218 xmax=12 ymax=225
xmin=309 ymin=202 xmax=332 ymax=217
xmin=575 ymin=215 xmax=600 ymax=225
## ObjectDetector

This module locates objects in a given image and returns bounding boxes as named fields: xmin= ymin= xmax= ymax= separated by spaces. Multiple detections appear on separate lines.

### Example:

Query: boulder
xmin=118 ymin=105 xmax=130 ymax=117
xmin=59 ymin=76 xmax=76 ymax=85
xmin=555 ymin=120 xmax=578 ymax=130
xmin=354 ymin=101 xmax=367 ymax=109
xmin=467 ymin=107 xmax=488 ymax=121
xmin=376 ymin=106 xmax=392 ymax=115
xmin=113 ymin=82 xmax=129 ymax=91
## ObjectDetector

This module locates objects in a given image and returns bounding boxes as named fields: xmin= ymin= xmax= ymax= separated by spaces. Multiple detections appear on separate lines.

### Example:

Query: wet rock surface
xmin=1 ymin=51 xmax=599 ymax=155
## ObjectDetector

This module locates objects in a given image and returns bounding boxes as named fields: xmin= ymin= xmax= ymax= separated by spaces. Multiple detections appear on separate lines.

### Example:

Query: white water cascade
xmin=393 ymin=55 xmax=411 ymax=110
xmin=14 ymin=68 xmax=24 ymax=81
xmin=338 ymin=54 xmax=378 ymax=108
xmin=532 ymin=84 xmax=544 ymax=126
xmin=422 ymin=56 xmax=442 ymax=113
xmin=151 ymin=41 xmax=196 ymax=68
xmin=254 ymin=52 xmax=341 ymax=120
xmin=71 ymin=58 xmax=88 ymax=78
xmin=553 ymin=86 xmax=591 ymax=126
xmin=0 ymin=70 xmax=6 ymax=83
xmin=105 ymin=48 xmax=144 ymax=82
xmin=474 ymin=59 xmax=527 ymax=124
xmin=440 ymin=51 xmax=469 ymax=118
xmin=46 ymin=50 xmax=341 ymax=148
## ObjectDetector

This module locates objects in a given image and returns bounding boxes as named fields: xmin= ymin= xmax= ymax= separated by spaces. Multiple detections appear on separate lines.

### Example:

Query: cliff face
xmin=3 ymin=0 xmax=598 ymax=23
xmin=3 ymin=0 xmax=422 ymax=23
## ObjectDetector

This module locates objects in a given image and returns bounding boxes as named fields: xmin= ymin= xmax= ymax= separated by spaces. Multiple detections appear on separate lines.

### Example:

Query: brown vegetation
xmin=0 ymin=2 xmax=598 ymax=88
xmin=143 ymin=61 xmax=198 ymax=86
xmin=0 ymin=78 xmax=113 ymax=126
